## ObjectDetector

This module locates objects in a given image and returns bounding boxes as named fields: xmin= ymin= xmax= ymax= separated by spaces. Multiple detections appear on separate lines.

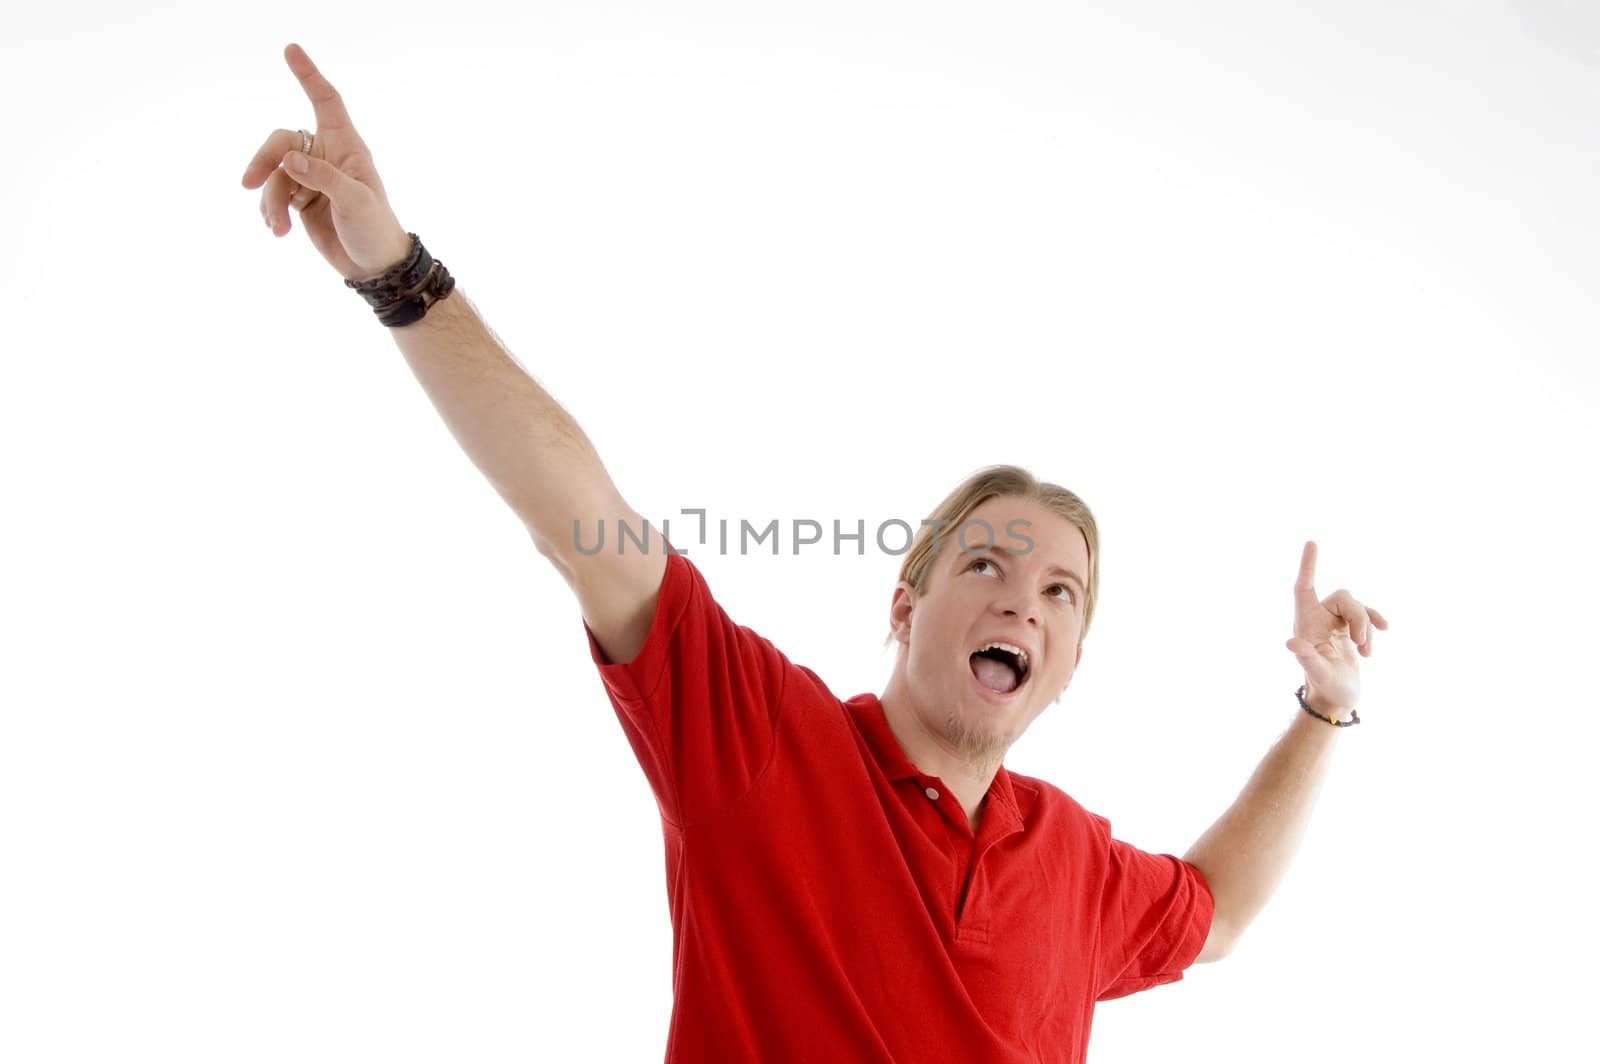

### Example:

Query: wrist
xmin=1297 ymin=683 xmax=1359 ymax=726
xmin=1309 ymin=697 xmax=1356 ymax=722
xmin=1310 ymin=704 xmax=1356 ymax=725
xmin=344 ymin=232 xmax=456 ymax=328
xmin=352 ymin=230 xmax=418 ymax=282
xmin=370 ymin=230 xmax=416 ymax=277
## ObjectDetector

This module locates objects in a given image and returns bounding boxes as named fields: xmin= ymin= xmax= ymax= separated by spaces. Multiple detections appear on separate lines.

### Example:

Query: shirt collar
xmin=846 ymin=693 xmax=1022 ymax=828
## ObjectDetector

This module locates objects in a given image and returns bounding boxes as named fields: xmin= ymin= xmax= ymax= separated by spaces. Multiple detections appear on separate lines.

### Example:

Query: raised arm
xmin=385 ymin=285 xmax=669 ymax=664
xmin=242 ymin=42 xmax=668 ymax=664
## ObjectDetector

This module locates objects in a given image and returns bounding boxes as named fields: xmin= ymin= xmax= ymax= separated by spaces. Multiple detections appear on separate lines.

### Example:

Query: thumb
xmin=280 ymin=151 xmax=409 ymax=276
xmin=283 ymin=151 xmax=357 ymax=201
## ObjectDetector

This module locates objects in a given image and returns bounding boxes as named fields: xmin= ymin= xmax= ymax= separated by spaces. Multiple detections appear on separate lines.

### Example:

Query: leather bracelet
xmin=1297 ymin=684 xmax=1360 ymax=727
xmin=343 ymin=232 xmax=457 ymax=328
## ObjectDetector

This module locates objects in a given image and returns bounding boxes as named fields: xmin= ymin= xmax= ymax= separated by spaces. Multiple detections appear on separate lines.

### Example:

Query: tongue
xmin=971 ymin=656 xmax=1019 ymax=694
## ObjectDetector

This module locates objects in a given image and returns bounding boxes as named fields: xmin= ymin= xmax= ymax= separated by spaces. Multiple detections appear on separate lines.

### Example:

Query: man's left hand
xmin=1285 ymin=540 xmax=1388 ymax=718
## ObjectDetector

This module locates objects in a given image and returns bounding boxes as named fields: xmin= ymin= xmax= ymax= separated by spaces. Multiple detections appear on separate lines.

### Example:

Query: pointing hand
xmin=240 ymin=43 xmax=414 ymax=280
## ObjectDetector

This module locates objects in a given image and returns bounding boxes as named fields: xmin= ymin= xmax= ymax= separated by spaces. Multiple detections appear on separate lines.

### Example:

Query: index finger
xmin=284 ymin=42 xmax=354 ymax=131
xmin=1295 ymin=540 xmax=1318 ymax=598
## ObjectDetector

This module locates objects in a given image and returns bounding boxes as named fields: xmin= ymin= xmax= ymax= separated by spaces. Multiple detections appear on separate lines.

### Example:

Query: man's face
xmin=888 ymin=496 xmax=1089 ymax=766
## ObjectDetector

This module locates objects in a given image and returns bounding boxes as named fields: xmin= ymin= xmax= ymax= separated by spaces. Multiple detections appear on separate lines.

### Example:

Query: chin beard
xmin=939 ymin=703 xmax=1013 ymax=773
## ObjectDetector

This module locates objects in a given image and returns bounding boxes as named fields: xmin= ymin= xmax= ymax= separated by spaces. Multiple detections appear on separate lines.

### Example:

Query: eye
xmin=972 ymin=558 xmax=1074 ymax=602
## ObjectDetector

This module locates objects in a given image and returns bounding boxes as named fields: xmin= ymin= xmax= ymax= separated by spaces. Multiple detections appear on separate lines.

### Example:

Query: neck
xmin=878 ymin=674 xmax=1005 ymax=833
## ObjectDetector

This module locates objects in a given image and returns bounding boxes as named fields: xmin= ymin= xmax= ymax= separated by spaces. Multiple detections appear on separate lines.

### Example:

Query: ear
xmin=888 ymin=580 xmax=917 ymax=647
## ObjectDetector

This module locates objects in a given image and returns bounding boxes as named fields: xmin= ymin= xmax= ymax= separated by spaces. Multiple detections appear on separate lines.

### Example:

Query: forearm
xmin=386 ymin=283 xmax=622 ymax=554
xmin=1183 ymin=708 xmax=1344 ymax=948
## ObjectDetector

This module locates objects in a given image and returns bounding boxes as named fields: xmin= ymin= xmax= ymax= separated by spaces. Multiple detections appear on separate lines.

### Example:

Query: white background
xmin=4 ymin=1 xmax=1597 ymax=1060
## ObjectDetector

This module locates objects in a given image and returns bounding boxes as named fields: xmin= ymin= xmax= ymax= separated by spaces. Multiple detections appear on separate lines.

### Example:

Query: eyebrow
xmin=966 ymin=544 xmax=1087 ymax=596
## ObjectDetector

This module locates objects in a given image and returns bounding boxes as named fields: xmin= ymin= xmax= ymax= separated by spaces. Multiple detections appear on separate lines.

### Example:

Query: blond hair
xmin=884 ymin=464 xmax=1101 ymax=651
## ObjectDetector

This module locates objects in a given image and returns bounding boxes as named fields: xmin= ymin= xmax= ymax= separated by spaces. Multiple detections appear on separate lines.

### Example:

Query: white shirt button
xmin=924 ymin=787 xmax=940 ymax=800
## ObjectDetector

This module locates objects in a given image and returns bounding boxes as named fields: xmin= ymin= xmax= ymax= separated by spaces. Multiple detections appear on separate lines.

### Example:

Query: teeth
xmin=975 ymin=641 xmax=1029 ymax=674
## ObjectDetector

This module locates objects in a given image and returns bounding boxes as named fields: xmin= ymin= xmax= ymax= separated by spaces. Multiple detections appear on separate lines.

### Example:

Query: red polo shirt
xmin=585 ymin=549 xmax=1214 ymax=1062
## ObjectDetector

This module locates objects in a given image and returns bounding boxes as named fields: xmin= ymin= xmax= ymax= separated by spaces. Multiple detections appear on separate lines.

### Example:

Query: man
xmin=245 ymin=43 xmax=1388 ymax=1062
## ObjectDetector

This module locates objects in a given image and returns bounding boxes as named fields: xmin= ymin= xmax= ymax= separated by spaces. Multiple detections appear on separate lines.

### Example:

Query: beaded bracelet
xmin=343 ymin=232 xmax=456 ymax=328
xmin=1297 ymin=684 xmax=1360 ymax=727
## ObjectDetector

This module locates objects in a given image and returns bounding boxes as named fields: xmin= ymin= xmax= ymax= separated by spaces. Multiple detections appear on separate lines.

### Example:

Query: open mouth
xmin=969 ymin=643 xmax=1030 ymax=696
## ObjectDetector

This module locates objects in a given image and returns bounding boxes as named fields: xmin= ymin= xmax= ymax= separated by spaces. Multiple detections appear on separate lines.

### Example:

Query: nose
xmin=995 ymin=592 xmax=1041 ymax=626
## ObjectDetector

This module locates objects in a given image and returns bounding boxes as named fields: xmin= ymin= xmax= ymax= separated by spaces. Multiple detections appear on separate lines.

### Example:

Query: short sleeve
xmin=583 ymin=550 xmax=791 ymax=829
xmin=1092 ymin=834 xmax=1215 ymax=1002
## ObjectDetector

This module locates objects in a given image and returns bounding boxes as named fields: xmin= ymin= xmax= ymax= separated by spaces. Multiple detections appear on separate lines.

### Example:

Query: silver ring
xmin=287 ymin=129 xmax=314 ymax=207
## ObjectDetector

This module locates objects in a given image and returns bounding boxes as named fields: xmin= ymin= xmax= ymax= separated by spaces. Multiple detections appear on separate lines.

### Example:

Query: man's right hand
xmin=240 ymin=43 xmax=414 ymax=281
